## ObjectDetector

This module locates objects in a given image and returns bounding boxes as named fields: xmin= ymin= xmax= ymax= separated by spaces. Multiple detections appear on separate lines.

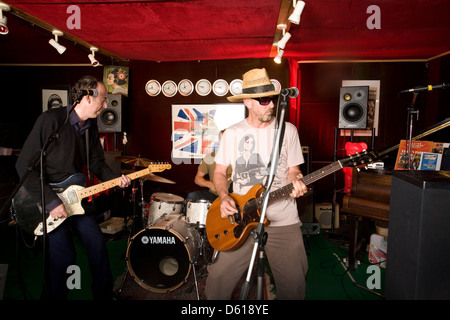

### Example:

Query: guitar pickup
xmin=227 ymin=205 xmax=242 ymax=225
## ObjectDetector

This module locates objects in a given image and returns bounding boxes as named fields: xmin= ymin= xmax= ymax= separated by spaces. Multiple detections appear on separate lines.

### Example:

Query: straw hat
xmin=227 ymin=68 xmax=279 ymax=102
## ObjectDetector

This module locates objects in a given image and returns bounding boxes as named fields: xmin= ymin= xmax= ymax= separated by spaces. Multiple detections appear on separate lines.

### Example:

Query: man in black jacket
xmin=15 ymin=76 xmax=130 ymax=300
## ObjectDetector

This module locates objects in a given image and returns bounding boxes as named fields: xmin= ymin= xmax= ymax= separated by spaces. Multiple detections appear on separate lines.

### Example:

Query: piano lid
xmin=379 ymin=117 xmax=450 ymax=169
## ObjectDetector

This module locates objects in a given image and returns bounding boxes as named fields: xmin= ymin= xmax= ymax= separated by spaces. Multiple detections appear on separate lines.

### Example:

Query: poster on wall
xmin=103 ymin=66 xmax=129 ymax=97
xmin=42 ymin=88 xmax=69 ymax=112
xmin=171 ymin=103 xmax=245 ymax=159
xmin=340 ymin=80 xmax=380 ymax=137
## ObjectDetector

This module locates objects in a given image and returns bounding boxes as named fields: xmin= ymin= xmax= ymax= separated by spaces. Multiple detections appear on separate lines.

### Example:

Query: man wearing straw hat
xmin=205 ymin=68 xmax=308 ymax=300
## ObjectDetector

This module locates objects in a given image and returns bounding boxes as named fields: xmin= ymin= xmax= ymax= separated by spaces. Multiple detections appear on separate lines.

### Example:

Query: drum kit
xmin=115 ymin=155 xmax=218 ymax=296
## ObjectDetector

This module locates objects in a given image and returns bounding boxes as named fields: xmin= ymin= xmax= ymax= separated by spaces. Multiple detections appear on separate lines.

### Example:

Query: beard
xmin=258 ymin=109 xmax=273 ymax=122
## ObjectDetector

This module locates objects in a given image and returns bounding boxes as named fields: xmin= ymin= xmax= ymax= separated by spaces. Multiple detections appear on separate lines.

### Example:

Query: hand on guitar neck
xmin=49 ymin=174 xmax=131 ymax=220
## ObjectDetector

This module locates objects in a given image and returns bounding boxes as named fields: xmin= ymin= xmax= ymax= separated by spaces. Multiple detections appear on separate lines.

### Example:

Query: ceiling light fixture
xmin=49 ymin=30 xmax=66 ymax=54
xmin=289 ymin=0 xmax=305 ymax=25
xmin=276 ymin=24 xmax=291 ymax=50
xmin=274 ymin=48 xmax=284 ymax=64
xmin=0 ymin=3 xmax=10 ymax=35
xmin=88 ymin=47 xmax=99 ymax=67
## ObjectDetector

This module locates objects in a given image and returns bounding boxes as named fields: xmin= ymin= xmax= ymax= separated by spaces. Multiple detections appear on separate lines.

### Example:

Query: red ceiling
xmin=1 ymin=0 xmax=450 ymax=64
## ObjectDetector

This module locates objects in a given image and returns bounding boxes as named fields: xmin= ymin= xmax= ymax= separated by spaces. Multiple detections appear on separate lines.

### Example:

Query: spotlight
xmin=49 ymin=30 xmax=66 ymax=54
xmin=274 ymin=49 xmax=284 ymax=64
xmin=88 ymin=47 xmax=99 ymax=67
xmin=276 ymin=25 xmax=291 ymax=50
xmin=277 ymin=32 xmax=291 ymax=50
xmin=0 ymin=3 xmax=10 ymax=35
xmin=289 ymin=0 xmax=305 ymax=25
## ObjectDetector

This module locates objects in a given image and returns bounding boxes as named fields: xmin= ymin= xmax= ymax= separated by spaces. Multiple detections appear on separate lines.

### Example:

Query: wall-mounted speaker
xmin=338 ymin=86 xmax=369 ymax=129
xmin=98 ymin=94 xmax=122 ymax=132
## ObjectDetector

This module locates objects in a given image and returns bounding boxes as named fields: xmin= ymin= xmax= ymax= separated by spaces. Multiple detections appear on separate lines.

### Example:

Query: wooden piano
xmin=340 ymin=117 xmax=450 ymax=269
xmin=341 ymin=168 xmax=392 ymax=270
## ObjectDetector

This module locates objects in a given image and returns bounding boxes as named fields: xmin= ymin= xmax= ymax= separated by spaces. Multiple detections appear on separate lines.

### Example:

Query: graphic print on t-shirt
xmin=233 ymin=134 xmax=267 ymax=194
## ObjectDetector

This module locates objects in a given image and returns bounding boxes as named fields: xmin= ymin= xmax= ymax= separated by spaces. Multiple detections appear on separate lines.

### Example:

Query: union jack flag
xmin=172 ymin=106 xmax=218 ymax=158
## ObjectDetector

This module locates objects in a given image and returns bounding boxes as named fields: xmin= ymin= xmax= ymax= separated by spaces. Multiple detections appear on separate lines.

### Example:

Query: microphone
xmin=75 ymin=89 xmax=98 ymax=103
xmin=400 ymin=83 xmax=449 ymax=93
xmin=81 ymin=89 xmax=98 ymax=97
xmin=280 ymin=87 xmax=299 ymax=98
xmin=75 ymin=88 xmax=98 ymax=102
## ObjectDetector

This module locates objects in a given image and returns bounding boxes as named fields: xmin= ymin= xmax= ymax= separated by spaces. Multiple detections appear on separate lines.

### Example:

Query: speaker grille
xmin=98 ymin=94 xmax=122 ymax=132
xmin=338 ymin=86 xmax=369 ymax=129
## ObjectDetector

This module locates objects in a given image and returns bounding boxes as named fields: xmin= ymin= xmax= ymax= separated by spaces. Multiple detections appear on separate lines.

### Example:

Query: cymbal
xmin=116 ymin=155 xmax=154 ymax=167
xmin=120 ymin=170 xmax=176 ymax=184
xmin=141 ymin=173 xmax=176 ymax=184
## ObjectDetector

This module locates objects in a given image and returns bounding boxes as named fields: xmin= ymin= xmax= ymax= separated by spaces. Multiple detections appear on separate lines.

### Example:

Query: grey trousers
xmin=205 ymin=222 xmax=308 ymax=300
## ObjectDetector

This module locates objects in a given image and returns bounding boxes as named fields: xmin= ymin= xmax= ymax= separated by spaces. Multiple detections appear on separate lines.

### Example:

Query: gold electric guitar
xmin=206 ymin=150 xmax=377 ymax=251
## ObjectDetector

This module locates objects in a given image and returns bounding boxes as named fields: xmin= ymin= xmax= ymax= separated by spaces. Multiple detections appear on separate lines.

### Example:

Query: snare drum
xmin=126 ymin=214 xmax=200 ymax=293
xmin=148 ymin=192 xmax=184 ymax=226
xmin=185 ymin=199 xmax=211 ymax=228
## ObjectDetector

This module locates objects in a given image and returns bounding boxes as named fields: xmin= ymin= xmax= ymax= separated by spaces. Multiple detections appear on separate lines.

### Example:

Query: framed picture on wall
xmin=171 ymin=103 xmax=245 ymax=159
xmin=103 ymin=66 xmax=129 ymax=97
xmin=340 ymin=80 xmax=380 ymax=137
xmin=42 ymin=88 xmax=70 ymax=112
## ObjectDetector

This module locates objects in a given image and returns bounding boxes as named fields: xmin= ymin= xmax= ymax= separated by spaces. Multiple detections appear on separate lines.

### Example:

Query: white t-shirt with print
xmin=215 ymin=118 xmax=304 ymax=226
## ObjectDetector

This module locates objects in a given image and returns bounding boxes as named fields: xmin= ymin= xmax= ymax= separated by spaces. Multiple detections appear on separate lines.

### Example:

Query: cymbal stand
xmin=118 ymin=165 xmax=142 ymax=294
xmin=139 ymin=178 xmax=147 ymax=227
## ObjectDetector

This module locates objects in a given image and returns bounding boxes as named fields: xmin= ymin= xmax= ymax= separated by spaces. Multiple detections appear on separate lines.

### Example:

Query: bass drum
xmin=126 ymin=214 xmax=200 ymax=293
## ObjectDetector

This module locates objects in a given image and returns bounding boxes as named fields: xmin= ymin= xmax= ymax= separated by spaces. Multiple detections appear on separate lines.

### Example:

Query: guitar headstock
xmin=340 ymin=150 xmax=379 ymax=168
xmin=148 ymin=162 xmax=172 ymax=172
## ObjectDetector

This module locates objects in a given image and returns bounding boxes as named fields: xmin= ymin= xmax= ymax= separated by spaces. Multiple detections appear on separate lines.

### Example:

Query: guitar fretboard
xmin=76 ymin=164 xmax=171 ymax=199
xmin=253 ymin=160 xmax=343 ymax=209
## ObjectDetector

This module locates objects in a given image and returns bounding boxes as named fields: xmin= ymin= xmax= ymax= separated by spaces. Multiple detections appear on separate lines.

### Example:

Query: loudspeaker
xmin=386 ymin=171 xmax=450 ymax=300
xmin=314 ymin=203 xmax=339 ymax=229
xmin=98 ymin=94 xmax=122 ymax=132
xmin=338 ymin=86 xmax=369 ymax=129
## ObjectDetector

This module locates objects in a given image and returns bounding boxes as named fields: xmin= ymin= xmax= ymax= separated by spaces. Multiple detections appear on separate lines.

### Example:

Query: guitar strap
xmin=263 ymin=121 xmax=285 ymax=188
xmin=85 ymin=129 xmax=91 ymax=181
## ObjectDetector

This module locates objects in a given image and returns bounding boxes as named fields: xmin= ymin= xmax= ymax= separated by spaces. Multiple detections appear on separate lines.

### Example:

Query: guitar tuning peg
xmin=357 ymin=167 xmax=361 ymax=172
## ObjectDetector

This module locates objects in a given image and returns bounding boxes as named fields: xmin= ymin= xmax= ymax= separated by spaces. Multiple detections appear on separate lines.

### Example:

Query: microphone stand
xmin=406 ymin=92 xmax=419 ymax=170
xmin=3 ymin=99 xmax=79 ymax=299
xmin=239 ymin=93 xmax=288 ymax=300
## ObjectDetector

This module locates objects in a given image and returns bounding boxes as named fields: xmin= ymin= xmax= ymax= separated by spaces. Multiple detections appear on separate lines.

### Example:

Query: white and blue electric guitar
xmin=13 ymin=163 xmax=171 ymax=236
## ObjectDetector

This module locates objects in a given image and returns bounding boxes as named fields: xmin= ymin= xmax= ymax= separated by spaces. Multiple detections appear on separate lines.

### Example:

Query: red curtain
xmin=288 ymin=58 xmax=300 ymax=128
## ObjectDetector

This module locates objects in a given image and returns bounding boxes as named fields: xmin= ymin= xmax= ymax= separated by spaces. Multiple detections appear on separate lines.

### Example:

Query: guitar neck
xmin=76 ymin=168 xmax=151 ymax=200
xmin=255 ymin=160 xmax=343 ymax=208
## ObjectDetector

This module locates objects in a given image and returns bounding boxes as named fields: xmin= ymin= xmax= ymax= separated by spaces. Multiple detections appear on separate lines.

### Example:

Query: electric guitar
xmin=13 ymin=163 xmax=171 ymax=236
xmin=206 ymin=150 xmax=378 ymax=251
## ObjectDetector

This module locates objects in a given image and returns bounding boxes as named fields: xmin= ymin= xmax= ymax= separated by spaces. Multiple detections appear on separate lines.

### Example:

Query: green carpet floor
xmin=0 ymin=220 xmax=384 ymax=301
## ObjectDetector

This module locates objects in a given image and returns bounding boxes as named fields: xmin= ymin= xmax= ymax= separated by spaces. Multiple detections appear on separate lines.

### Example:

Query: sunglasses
xmin=253 ymin=96 xmax=277 ymax=106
